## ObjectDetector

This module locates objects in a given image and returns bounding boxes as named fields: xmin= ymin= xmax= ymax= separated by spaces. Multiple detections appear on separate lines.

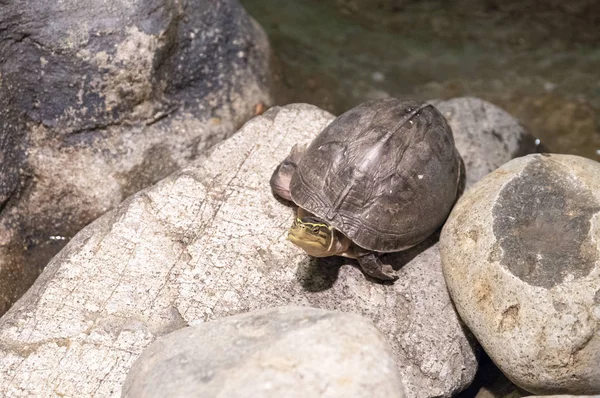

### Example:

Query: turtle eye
xmin=311 ymin=226 xmax=321 ymax=234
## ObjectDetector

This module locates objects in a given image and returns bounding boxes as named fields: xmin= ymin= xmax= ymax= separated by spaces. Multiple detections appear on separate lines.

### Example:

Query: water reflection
xmin=241 ymin=0 xmax=600 ymax=159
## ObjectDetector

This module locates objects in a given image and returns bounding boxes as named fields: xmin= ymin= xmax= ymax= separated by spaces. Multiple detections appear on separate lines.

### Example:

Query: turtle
xmin=270 ymin=98 xmax=463 ymax=281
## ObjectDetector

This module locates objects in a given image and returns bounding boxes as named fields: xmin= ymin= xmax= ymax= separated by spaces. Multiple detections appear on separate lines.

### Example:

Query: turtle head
xmin=288 ymin=216 xmax=336 ymax=257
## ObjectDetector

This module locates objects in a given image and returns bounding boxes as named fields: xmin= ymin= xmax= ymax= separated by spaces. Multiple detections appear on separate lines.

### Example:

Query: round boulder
xmin=440 ymin=154 xmax=600 ymax=394
xmin=123 ymin=306 xmax=406 ymax=398
xmin=0 ymin=0 xmax=271 ymax=315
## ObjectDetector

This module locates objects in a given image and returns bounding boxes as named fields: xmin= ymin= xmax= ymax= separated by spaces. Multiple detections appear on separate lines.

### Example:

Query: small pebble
xmin=543 ymin=82 xmax=557 ymax=92
xmin=371 ymin=71 xmax=385 ymax=82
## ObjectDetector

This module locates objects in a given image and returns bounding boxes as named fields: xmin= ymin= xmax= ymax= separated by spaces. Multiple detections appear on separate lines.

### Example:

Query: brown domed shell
xmin=289 ymin=98 xmax=461 ymax=252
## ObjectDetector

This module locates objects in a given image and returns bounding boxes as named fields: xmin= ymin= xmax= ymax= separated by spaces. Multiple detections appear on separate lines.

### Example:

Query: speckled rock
xmin=123 ymin=306 xmax=406 ymax=398
xmin=0 ymin=103 xmax=479 ymax=398
xmin=431 ymin=97 xmax=539 ymax=189
xmin=0 ymin=0 xmax=272 ymax=315
xmin=441 ymin=154 xmax=600 ymax=394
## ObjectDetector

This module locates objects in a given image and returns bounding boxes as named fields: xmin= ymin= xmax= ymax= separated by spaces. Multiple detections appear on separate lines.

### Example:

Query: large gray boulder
xmin=0 ymin=98 xmax=533 ymax=397
xmin=441 ymin=154 xmax=600 ymax=394
xmin=0 ymin=0 xmax=271 ymax=314
xmin=0 ymin=103 xmax=480 ymax=397
xmin=123 ymin=306 xmax=406 ymax=398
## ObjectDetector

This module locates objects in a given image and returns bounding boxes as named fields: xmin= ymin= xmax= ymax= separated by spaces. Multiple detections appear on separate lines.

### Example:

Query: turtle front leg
xmin=270 ymin=144 xmax=305 ymax=201
xmin=357 ymin=253 xmax=398 ymax=281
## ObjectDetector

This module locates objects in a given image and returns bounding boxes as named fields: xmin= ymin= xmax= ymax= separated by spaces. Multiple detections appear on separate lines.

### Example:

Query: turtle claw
xmin=357 ymin=253 xmax=399 ymax=281
xmin=379 ymin=264 xmax=399 ymax=281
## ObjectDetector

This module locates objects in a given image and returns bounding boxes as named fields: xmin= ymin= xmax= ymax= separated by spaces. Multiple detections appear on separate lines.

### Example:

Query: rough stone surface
xmin=0 ymin=103 xmax=481 ymax=398
xmin=0 ymin=0 xmax=272 ymax=314
xmin=123 ymin=306 xmax=406 ymax=398
xmin=441 ymin=154 xmax=600 ymax=395
xmin=431 ymin=97 xmax=539 ymax=189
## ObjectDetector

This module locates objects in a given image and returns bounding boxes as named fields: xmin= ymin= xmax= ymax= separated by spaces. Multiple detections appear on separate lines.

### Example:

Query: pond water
xmin=241 ymin=0 xmax=600 ymax=159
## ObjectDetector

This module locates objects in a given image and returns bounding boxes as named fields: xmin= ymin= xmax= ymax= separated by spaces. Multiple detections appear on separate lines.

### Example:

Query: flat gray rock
xmin=123 ymin=306 xmax=406 ymax=398
xmin=0 ymin=97 xmax=535 ymax=397
xmin=0 ymin=103 xmax=481 ymax=397
xmin=0 ymin=0 xmax=272 ymax=315
xmin=441 ymin=154 xmax=600 ymax=395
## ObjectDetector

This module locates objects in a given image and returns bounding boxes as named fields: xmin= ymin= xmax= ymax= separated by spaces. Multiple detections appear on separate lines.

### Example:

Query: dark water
xmin=241 ymin=0 xmax=600 ymax=159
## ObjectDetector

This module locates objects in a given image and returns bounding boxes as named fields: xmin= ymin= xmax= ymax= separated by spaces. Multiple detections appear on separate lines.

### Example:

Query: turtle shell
xmin=289 ymin=98 xmax=461 ymax=252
